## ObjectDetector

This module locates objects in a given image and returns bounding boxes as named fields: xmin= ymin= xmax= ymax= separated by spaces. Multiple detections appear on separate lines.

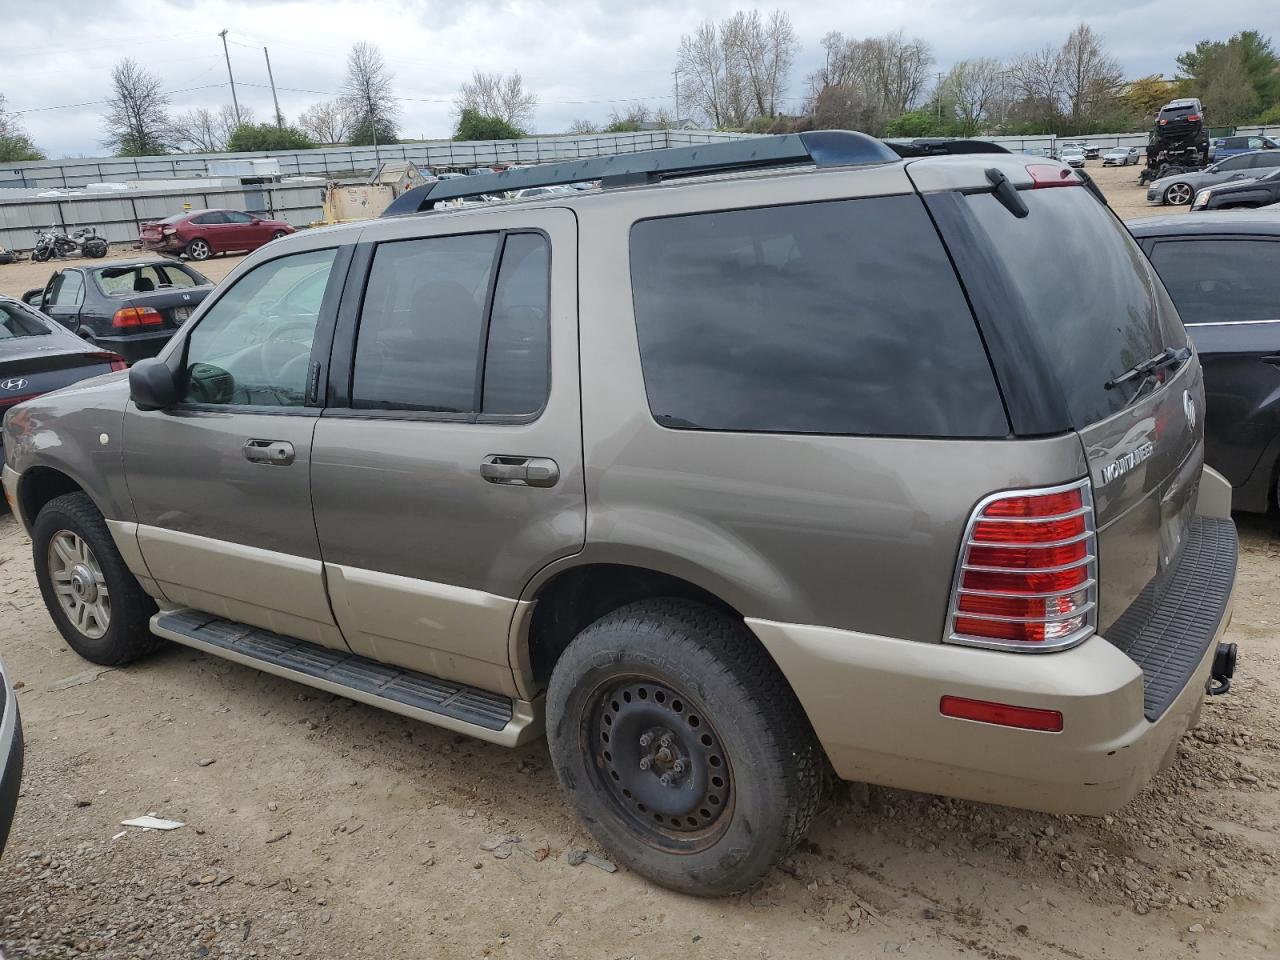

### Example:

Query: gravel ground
xmin=3 ymin=163 xmax=1275 ymax=960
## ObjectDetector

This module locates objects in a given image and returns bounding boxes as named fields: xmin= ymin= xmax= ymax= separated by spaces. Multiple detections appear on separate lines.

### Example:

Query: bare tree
xmin=103 ymin=58 xmax=172 ymax=156
xmin=1007 ymin=44 xmax=1068 ymax=128
xmin=1059 ymin=24 xmax=1123 ymax=125
xmin=171 ymin=104 xmax=254 ymax=152
xmin=454 ymin=70 xmax=538 ymax=131
xmin=341 ymin=42 xmax=399 ymax=146
xmin=678 ymin=21 xmax=730 ymax=127
xmin=297 ymin=100 xmax=354 ymax=144
xmin=567 ymin=118 xmax=599 ymax=135
xmin=946 ymin=58 xmax=1004 ymax=134
xmin=723 ymin=10 xmax=799 ymax=118
xmin=869 ymin=31 xmax=933 ymax=116
xmin=803 ymin=31 xmax=933 ymax=134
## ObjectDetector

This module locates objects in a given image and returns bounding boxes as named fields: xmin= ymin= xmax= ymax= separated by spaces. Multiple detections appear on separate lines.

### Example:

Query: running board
xmin=151 ymin=609 xmax=542 ymax=746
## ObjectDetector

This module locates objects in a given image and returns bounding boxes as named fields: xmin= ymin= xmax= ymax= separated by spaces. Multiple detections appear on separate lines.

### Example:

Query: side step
xmin=151 ymin=609 xmax=542 ymax=746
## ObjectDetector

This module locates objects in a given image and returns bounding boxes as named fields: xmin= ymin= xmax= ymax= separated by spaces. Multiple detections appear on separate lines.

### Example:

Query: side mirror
xmin=129 ymin=358 xmax=180 ymax=411
xmin=250 ymin=217 xmax=262 ymax=225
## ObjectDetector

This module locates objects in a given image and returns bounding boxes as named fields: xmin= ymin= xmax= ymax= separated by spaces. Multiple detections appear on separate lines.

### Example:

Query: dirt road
xmin=4 ymin=163 xmax=1272 ymax=960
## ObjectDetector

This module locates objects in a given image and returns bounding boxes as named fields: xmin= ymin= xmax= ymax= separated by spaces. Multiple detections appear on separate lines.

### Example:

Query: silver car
xmin=1147 ymin=150 xmax=1280 ymax=205
xmin=1103 ymin=146 xmax=1141 ymax=166
xmin=3 ymin=133 xmax=1240 ymax=896
xmin=0 ymin=654 xmax=22 ymax=860
xmin=1060 ymin=148 xmax=1086 ymax=168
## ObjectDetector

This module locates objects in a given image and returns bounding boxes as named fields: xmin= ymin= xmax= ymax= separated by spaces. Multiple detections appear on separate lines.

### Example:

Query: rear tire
xmin=546 ymin=598 xmax=823 ymax=896
xmin=185 ymin=238 xmax=211 ymax=261
xmin=31 ymin=493 xmax=162 ymax=666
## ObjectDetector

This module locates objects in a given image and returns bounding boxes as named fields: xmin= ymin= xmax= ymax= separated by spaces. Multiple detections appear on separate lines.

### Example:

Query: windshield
xmin=94 ymin=263 xmax=205 ymax=297
xmin=0 ymin=301 xmax=51 ymax=339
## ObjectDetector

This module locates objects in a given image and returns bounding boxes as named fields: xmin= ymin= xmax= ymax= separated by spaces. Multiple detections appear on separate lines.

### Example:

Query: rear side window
xmin=962 ymin=189 xmax=1182 ymax=426
xmin=628 ymin=196 xmax=1007 ymax=437
xmin=192 ymin=212 xmax=227 ymax=225
xmin=1256 ymin=153 xmax=1280 ymax=169
xmin=352 ymin=231 xmax=550 ymax=416
xmin=1149 ymin=239 xmax=1280 ymax=324
xmin=0 ymin=302 xmax=50 ymax=338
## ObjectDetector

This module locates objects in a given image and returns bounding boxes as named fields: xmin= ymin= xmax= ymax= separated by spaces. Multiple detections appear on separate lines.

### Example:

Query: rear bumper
xmin=140 ymin=238 xmax=184 ymax=254
xmin=91 ymin=330 xmax=176 ymax=364
xmin=748 ymin=522 xmax=1237 ymax=816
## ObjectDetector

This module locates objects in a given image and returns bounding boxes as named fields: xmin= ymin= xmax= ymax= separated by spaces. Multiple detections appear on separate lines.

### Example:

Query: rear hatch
xmin=1156 ymin=104 xmax=1204 ymax=148
xmin=914 ymin=157 xmax=1206 ymax=634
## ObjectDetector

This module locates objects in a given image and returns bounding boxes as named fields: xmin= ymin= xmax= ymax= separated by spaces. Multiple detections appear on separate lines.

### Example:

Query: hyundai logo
xmin=1 ymin=377 xmax=28 ymax=391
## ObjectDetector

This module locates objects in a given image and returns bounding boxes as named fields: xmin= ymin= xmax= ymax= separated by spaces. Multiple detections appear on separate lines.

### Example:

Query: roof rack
xmin=885 ymin=138 xmax=1013 ymax=158
xmin=381 ymin=130 xmax=900 ymax=217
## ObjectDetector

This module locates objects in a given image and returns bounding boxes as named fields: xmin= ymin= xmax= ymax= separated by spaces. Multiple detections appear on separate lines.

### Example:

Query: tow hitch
xmin=1208 ymin=642 xmax=1237 ymax=696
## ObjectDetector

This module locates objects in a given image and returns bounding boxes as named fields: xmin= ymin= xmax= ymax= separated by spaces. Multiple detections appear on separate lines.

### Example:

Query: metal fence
xmin=0 ymin=130 xmax=753 ymax=191
xmin=0 ymin=181 xmax=324 ymax=252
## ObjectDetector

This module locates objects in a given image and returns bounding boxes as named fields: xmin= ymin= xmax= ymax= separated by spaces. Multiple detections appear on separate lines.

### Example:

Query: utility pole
xmin=936 ymin=71 xmax=945 ymax=123
xmin=263 ymin=47 xmax=284 ymax=128
xmin=673 ymin=68 xmax=680 ymax=126
xmin=218 ymin=30 xmax=242 ymax=126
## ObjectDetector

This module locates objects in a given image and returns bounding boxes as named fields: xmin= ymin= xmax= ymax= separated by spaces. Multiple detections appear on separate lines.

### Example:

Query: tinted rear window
xmin=1149 ymin=239 xmax=1280 ymax=324
xmin=0 ymin=302 xmax=50 ymax=338
xmin=629 ymin=195 xmax=1008 ymax=437
xmin=963 ymin=188 xmax=1184 ymax=426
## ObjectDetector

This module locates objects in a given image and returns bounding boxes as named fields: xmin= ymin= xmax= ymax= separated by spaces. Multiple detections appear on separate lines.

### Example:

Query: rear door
xmin=43 ymin=270 xmax=85 ymax=332
xmin=310 ymin=208 xmax=584 ymax=694
xmin=939 ymin=178 xmax=1199 ymax=630
xmin=1145 ymin=235 xmax=1280 ymax=491
xmin=190 ymin=211 xmax=230 ymax=252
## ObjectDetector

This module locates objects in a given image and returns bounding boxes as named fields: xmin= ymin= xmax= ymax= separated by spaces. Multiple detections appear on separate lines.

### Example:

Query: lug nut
xmin=659 ymin=773 xmax=672 ymax=786
xmin=639 ymin=756 xmax=652 ymax=771
xmin=672 ymin=759 xmax=686 ymax=776
xmin=639 ymin=733 xmax=653 ymax=748
xmin=659 ymin=733 xmax=673 ymax=748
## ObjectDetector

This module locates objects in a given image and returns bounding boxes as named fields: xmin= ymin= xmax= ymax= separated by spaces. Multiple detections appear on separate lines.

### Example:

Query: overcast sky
xmin=1 ymin=0 xmax=1270 ymax=159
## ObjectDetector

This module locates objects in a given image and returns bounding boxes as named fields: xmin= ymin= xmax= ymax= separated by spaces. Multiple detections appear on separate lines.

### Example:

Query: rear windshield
xmin=94 ymin=263 xmax=204 ymax=297
xmin=629 ymin=195 xmax=1008 ymax=437
xmin=962 ymin=188 xmax=1186 ymax=426
xmin=0 ymin=302 xmax=50 ymax=338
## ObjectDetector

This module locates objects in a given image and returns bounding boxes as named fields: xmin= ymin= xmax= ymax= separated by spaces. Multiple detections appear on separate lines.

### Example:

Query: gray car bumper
xmin=0 ymin=656 xmax=22 ymax=859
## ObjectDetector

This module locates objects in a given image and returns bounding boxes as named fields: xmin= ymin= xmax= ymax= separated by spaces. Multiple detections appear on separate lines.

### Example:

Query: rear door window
xmin=628 ymin=195 xmax=1007 ymax=437
xmin=1148 ymin=239 xmax=1280 ymax=324
xmin=961 ymin=188 xmax=1183 ymax=427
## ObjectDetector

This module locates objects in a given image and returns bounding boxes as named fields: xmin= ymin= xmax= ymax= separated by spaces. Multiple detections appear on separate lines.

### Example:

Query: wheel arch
xmin=15 ymin=465 xmax=91 ymax=532
xmin=514 ymin=560 xmax=801 ymax=705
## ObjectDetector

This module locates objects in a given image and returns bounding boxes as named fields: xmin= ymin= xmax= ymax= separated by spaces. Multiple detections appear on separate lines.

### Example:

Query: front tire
xmin=271 ymin=230 xmax=288 ymax=242
xmin=546 ymin=599 xmax=823 ymax=896
xmin=1164 ymin=182 xmax=1194 ymax=205
xmin=32 ymin=493 xmax=162 ymax=666
xmin=185 ymin=238 xmax=211 ymax=261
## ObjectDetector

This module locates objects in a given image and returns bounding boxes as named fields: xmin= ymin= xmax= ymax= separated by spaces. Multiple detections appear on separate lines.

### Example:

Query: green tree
xmin=454 ymin=108 xmax=524 ymax=141
xmin=0 ymin=94 xmax=42 ymax=161
xmin=349 ymin=116 xmax=399 ymax=146
xmin=885 ymin=109 xmax=948 ymax=137
xmin=225 ymin=123 xmax=317 ymax=152
xmin=1177 ymin=31 xmax=1279 ymax=121
xmin=1121 ymin=74 xmax=1177 ymax=121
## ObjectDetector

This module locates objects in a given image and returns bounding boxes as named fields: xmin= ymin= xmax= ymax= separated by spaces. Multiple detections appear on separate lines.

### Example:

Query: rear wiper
xmin=1105 ymin=346 xmax=1192 ymax=390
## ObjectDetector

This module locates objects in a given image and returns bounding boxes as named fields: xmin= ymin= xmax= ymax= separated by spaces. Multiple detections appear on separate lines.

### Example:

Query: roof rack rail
xmin=885 ymin=138 xmax=1012 ymax=158
xmin=381 ymin=130 xmax=899 ymax=217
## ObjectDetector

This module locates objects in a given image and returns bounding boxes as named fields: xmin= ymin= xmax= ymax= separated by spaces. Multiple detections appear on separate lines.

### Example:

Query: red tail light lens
xmin=946 ymin=480 xmax=1097 ymax=651
xmin=112 ymin=307 xmax=163 ymax=328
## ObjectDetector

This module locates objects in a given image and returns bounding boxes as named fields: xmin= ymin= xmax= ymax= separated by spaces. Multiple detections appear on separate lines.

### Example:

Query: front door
xmin=310 ymin=209 xmax=584 ymax=694
xmin=123 ymin=243 xmax=353 ymax=649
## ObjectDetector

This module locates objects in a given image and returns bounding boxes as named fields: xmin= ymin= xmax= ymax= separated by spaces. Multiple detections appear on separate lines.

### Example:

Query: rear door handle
xmin=243 ymin=439 xmax=295 ymax=465
xmin=480 ymin=455 xmax=559 ymax=487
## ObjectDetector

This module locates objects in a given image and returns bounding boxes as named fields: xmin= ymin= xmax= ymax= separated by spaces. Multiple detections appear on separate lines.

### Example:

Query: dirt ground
xmin=5 ymin=164 xmax=1273 ymax=960
xmin=0 ymin=250 xmax=245 ymax=301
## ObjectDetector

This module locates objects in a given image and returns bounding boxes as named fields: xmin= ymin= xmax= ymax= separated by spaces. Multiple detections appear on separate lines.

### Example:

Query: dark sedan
xmin=23 ymin=259 xmax=213 ymax=364
xmin=1191 ymin=167 xmax=1280 ymax=211
xmin=1 ymin=295 xmax=125 ymax=446
xmin=1128 ymin=212 xmax=1280 ymax=512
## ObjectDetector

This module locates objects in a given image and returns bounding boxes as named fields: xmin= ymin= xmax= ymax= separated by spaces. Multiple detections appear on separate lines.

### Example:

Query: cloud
xmin=2 ymin=0 xmax=1270 ymax=158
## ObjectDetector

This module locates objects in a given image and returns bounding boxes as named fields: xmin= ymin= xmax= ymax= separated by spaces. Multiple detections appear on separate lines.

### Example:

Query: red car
xmin=139 ymin=209 xmax=295 ymax=262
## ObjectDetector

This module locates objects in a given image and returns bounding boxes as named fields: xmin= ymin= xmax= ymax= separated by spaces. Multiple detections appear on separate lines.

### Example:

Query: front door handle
xmin=243 ymin=439 xmax=295 ymax=465
xmin=480 ymin=455 xmax=560 ymax=487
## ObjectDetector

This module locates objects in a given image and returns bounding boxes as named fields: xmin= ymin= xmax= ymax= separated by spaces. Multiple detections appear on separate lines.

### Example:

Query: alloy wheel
xmin=48 ymin=530 xmax=111 ymax=640
xmin=1166 ymin=183 xmax=1193 ymax=205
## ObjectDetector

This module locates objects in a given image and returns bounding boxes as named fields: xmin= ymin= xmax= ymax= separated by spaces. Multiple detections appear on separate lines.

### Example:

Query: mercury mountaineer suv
xmin=2 ymin=131 xmax=1240 ymax=896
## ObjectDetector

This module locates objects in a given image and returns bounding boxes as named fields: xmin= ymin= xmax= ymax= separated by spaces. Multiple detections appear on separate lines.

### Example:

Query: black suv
xmin=1129 ymin=212 xmax=1280 ymax=511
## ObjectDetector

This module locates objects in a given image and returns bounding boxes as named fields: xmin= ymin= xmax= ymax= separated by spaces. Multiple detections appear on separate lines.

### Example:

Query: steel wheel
xmin=1165 ymin=183 xmax=1193 ymax=205
xmin=586 ymin=677 xmax=734 ymax=852
xmin=48 ymin=530 xmax=110 ymax=640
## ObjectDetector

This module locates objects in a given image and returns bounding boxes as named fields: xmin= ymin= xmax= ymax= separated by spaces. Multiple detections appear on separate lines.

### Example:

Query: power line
xmin=10 ymin=84 xmax=228 ymax=116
